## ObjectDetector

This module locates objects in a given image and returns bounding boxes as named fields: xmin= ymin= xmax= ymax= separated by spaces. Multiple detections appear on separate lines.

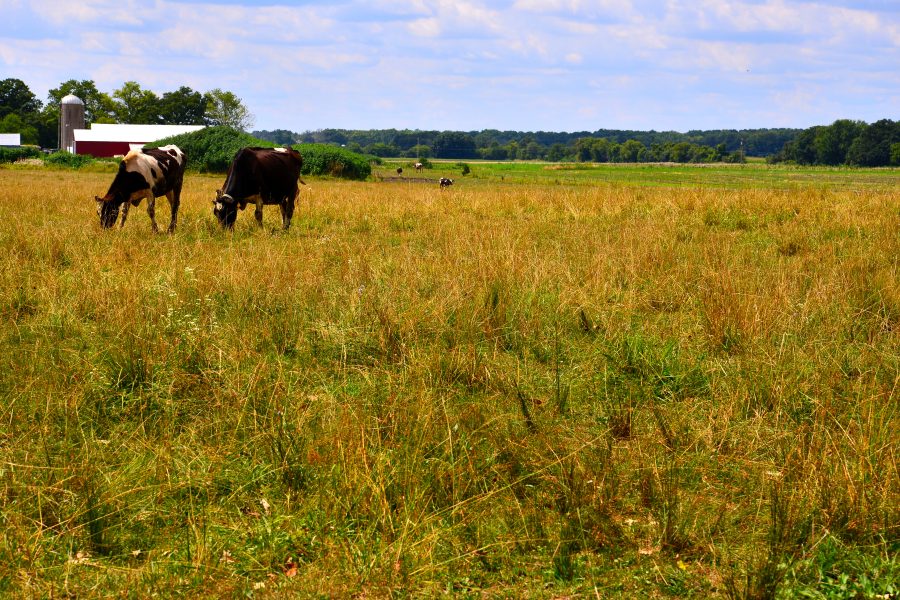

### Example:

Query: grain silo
xmin=59 ymin=94 xmax=85 ymax=152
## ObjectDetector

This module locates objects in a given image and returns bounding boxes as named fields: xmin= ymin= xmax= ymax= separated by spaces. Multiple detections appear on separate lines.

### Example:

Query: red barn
xmin=73 ymin=124 xmax=205 ymax=157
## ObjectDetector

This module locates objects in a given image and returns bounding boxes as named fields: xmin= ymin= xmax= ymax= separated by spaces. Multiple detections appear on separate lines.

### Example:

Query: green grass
xmin=0 ymin=164 xmax=897 ymax=596
xmin=376 ymin=159 xmax=900 ymax=191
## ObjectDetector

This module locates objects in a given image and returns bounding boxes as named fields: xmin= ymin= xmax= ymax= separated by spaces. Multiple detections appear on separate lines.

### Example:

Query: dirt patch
xmin=378 ymin=176 xmax=436 ymax=184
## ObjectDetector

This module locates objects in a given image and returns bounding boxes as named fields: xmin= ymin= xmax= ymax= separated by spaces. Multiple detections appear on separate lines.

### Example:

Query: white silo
xmin=59 ymin=94 xmax=85 ymax=153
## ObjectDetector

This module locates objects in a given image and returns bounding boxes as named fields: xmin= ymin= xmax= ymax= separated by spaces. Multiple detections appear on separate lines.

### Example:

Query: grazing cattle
xmin=396 ymin=167 xmax=403 ymax=176
xmin=94 ymin=145 xmax=186 ymax=232
xmin=213 ymin=147 xmax=305 ymax=230
xmin=439 ymin=177 xmax=453 ymax=189
xmin=414 ymin=162 xmax=423 ymax=171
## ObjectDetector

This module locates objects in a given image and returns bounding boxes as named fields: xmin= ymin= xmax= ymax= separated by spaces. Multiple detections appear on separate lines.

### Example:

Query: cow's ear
xmin=95 ymin=196 xmax=102 ymax=203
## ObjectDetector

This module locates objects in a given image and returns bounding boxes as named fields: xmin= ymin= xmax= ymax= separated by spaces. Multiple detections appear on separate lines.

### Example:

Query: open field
xmin=0 ymin=165 xmax=898 ymax=597
xmin=375 ymin=160 xmax=900 ymax=191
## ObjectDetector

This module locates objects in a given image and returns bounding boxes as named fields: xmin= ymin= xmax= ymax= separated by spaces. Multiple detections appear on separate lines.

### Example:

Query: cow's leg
xmin=119 ymin=201 xmax=131 ymax=228
xmin=146 ymin=194 xmax=159 ymax=233
xmin=254 ymin=197 xmax=264 ymax=227
xmin=165 ymin=187 xmax=180 ymax=233
xmin=281 ymin=195 xmax=295 ymax=230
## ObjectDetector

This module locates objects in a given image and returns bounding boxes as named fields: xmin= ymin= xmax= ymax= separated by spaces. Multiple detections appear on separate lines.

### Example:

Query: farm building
xmin=0 ymin=133 xmax=22 ymax=147
xmin=72 ymin=124 xmax=204 ymax=157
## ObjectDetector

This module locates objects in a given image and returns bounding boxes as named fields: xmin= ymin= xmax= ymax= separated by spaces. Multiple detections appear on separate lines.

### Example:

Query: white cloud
xmin=0 ymin=0 xmax=897 ymax=131
xmin=408 ymin=17 xmax=442 ymax=37
xmin=37 ymin=0 xmax=146 ymax=27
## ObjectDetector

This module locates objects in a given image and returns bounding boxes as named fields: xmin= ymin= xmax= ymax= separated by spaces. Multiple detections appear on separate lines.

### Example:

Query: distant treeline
xmin=767 ymin=119 xmax=900 ymax=167
xmin=254 ymin=127 xmax=800 ymax=163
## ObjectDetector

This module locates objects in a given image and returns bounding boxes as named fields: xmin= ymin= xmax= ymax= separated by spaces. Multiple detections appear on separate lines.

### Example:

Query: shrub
xmin=294 ymin=143 xmax=371 ymax=180
xmin=146 ymin=126 xmax=371 ymax=179
xmin=147 ymin=126 xmax=264 ymax=173
xmin=44 ymin=151 xmax=94 ymax=169
xmin=0 ymin=146 xmax=42 ymax=163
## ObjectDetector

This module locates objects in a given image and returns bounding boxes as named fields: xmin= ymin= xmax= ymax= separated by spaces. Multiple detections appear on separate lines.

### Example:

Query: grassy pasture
xmin=377 ymin=159 xmax=900 ymax=191
xmin=0 ymin=165 xmax=898 ymax=597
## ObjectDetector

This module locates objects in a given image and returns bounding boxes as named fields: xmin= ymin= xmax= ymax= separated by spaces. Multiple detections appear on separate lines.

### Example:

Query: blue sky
xmin=1 ymin=0 xmax=897 ymax=132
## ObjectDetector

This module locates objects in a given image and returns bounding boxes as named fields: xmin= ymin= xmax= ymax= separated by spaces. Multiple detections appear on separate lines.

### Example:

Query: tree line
xmin=0 ymin=78 xmax=254 ymax=149
xmin=254 ymin=127 xmax=802 ymax=163
xmin=767 ymin=119 xmax=900 ymax=167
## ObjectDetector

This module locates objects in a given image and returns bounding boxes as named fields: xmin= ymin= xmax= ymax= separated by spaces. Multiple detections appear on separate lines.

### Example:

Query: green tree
xmin=0 ymin=113 xmax=39 ymax=144
xmin=546 ymin=143 xmax=569 ymax=162
xmin=573 ymin=137 xmax=617 ymax=162
xmin=714 ymin=143 xmax=727 ymax=161
xmin=592 ymin=138 xmax=614 ymax=162
xmin=619 ymin=139 xmax=646 ymax=162
xmin=158 ymin=86 xmax=206 ymax=125
xmin=520 ymin=141 xmax=543 ymax=160
xmin=405 ymin=144 xmax=432 ymax=159
xmin=478 ymin=142 xmax=507 ymax=160
xmin=846 ymin=119 xmax=900 ymax=167
xmin=432 ymin=131 xmax=477 ymax=159
xmin=391 ymin=130 xmax=435 ymax=151
xmin=366 ymin=142 xmax=400 ymax=157
xmin=782 ymin=127 xmax=821 ymax=164
xmin=815 ymin=119 xmax=865 ymax=165
xmin=670 ymin=142 xmax=693 ymax=163
xmin=46 ymin=79 xmax=116 ymax=125
xmin=113 ymin=81 xmax=160 ymax=124
xmin=0 ymin=78 xmax=42 ymax=119
xmin=890 ymin=142 xmax=900 ymax=166
xmin=203 ymin=89 xmax=254 ymax=131
xmin=253 ymin=129 xmax=296 ymax=145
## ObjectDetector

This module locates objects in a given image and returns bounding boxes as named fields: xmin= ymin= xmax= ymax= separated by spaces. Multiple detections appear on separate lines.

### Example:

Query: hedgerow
xmin=147 ymin=126 xmax=371 ymax=179
xmin=293 ymin=143 xmax=371 ymax=180
xmin=44 ymin=151 xmax=94 ymax=168
xmin=0 ymin=146 xmax=42 ymax=163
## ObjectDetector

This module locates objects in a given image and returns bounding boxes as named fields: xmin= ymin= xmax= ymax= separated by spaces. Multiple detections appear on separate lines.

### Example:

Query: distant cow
xmin=439 ymin=177 xmax=453 ymax=189
xmin=396 ymin=167 xmax=403 ymax=176
xmin=94 ymin=145 xmax=186 ymax=232
xmin=213 ymin=147 xmax=305 ymax=230
xmin=414 ymin=162 xmax=423 ymax=171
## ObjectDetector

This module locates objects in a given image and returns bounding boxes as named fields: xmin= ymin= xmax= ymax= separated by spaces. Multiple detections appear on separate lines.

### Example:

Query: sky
xmin=1 ymin=0 xmax=898 ymax=133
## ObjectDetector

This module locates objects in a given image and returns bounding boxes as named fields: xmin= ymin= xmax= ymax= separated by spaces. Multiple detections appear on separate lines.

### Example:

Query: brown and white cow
xmin=213 ymin=147 xmax=304 ymax=230
xmin=94 ymin=145 xmax=186 ymax=232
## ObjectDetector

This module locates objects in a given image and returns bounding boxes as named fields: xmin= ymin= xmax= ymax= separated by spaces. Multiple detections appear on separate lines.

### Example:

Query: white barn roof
xmin=0 ymin=133 xmax=21 ymax=146
xmin=73 ymin=124 xmax=205 ymax=143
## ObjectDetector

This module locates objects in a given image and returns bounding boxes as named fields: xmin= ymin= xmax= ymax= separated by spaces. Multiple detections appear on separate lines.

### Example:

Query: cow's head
xmin=95 ymin=196 xmax=120 ymax=229
xmin=213 ymin=189 xmax=238 ymax=229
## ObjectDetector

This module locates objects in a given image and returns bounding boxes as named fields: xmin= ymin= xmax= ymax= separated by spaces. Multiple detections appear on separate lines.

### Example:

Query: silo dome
xmin=61 ymin=94 xmax=84 ymax=105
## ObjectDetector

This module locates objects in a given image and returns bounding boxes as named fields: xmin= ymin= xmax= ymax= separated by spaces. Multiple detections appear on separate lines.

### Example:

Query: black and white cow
xmin=213 ymin=147 xmax=304 ymax=230
xmin=94 ymin=145 xmax=186 ymax=232
xmin=414 ymin=162 xmax=423 ymax=171
xmin=439 ymin=177 xmax=453 ymax=189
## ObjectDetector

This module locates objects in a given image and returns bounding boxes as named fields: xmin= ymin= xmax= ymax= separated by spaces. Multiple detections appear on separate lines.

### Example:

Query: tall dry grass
xmin=0 ymin=167 xmax=897 ymax=596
